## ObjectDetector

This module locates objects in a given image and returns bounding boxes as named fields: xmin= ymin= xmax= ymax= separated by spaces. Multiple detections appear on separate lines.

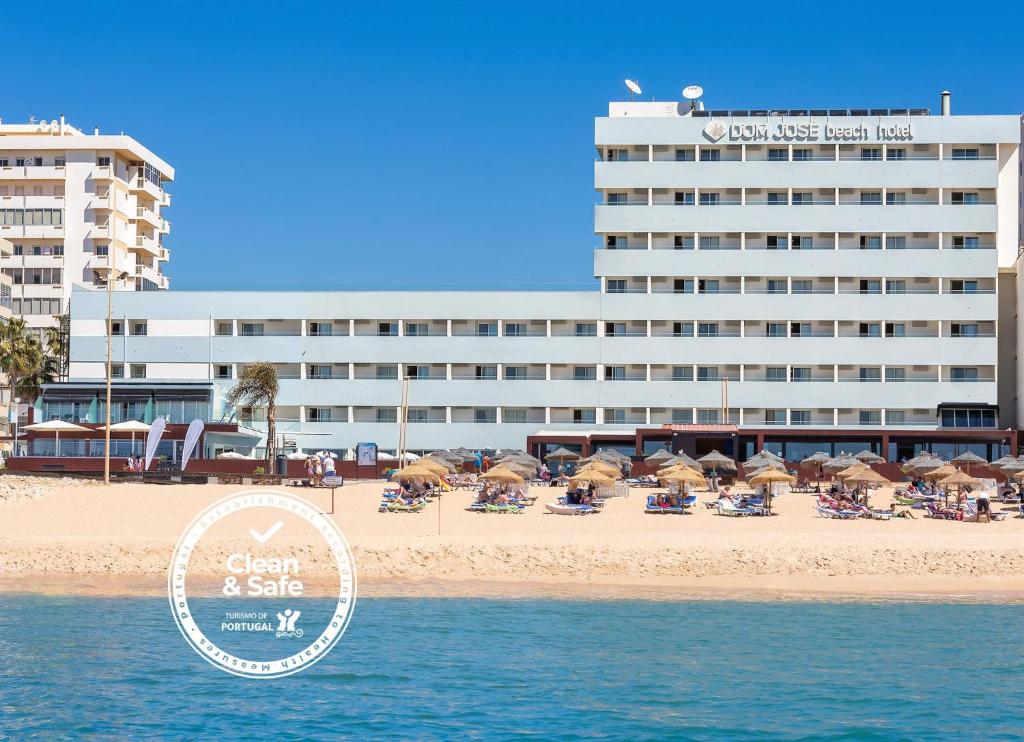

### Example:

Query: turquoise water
xmin=1 ymin=596 xmax=1022 ymax=740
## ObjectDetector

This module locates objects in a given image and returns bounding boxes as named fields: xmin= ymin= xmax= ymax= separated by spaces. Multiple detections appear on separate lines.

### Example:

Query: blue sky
xmin=4 ymin=1 xmax=1022 ymax=290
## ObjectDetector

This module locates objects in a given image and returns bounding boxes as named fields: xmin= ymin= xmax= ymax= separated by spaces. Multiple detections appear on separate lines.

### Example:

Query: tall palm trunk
xmin=266 ymin=404 xmax=277 ymax=465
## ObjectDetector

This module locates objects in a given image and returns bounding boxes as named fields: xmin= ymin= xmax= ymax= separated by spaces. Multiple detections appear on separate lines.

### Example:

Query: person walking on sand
xmin=482 ymin=454 xmax=490 ymax=473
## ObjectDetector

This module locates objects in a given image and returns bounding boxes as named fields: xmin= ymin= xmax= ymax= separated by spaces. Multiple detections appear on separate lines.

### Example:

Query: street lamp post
xmin=103 ymin=269 xmax=129 ymax=484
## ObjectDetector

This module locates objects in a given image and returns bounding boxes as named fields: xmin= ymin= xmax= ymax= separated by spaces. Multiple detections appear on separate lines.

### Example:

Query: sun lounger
xmin=815 ymin=504 xmax=861 ymax=519
xmin=380 ymin=500 xmax=426 ymax=513
xmin=926 ymin=503 xmax=960 ymax=520
xmin=485 ymin=503 xmax=521 ymax=514
xmin=716 ymin=499 xmax=756 ymax=517
xmin=545 ymin=502 xmax=597 ymax=515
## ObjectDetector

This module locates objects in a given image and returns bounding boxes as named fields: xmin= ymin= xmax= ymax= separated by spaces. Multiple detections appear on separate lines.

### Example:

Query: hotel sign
xmin=704 ymin=120 xmax=913 ymax=142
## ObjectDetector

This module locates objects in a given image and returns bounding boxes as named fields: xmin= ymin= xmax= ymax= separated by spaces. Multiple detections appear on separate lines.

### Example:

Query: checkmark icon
xmin=250 ymin=520 xmax=284 ymax=544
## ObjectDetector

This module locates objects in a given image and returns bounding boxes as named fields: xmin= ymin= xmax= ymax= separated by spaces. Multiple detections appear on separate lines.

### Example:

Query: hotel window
xmin=885 ymin=323 xmax=906 ymax=337
xmin=675 ymin=191 xmax=695 ymax=205
xmin=375 ymin=365 xmax=398 ymax=380
xmin=859 ymin=367 xmax=881 ymax=382
xmin=886 ymin=235 xmax=906 ymax=249
xmin=673 ymin=279 xmax=692 ymax=294
xmin=952 ymin=236 xmax=980 ymax=249
xmin=949 ymin=280 xmax=978 ymax=294
xmin=765 ymin=409 xmax=786 ymax=425
xmin=791 ymin=410 xmax=811 ymax=425
xmin=308 ymin=407 xmax=331 ymax=423
xmin=696 ymin=409 xmax=720 ymax=424
xmin=790 ymin=322 xmax=811 ymax=336
xmin=859 ymin=236 xmax=881 ymax=250
xmin=476 ymin=322 xmax=497 ymax=337
xmin=791 ymin=280 xmax=812 ymax=294
xmin=215 ymin=321 xmax=233 ymax=336
xmin=674 ymin=235 xmax=694 ymax=249
xmin=111 ymin=363 xmax=124 ymax=379
xmin=606 ymin=192 xmax=627 ymax=205
xmin=885 ymin=367 xmax=906 ymax=382
xmin=308 ymin=321 xmax=333 ymax=336
xmin=11 ymin=244 xmax=22 ymax=255
xmin=766 ymin=192 xmax=787 ymax=206
xmin=952 ymin=148 xmax=979 ymax=160
xmin=504 ymin=322 xmax=527 ymax=337
xmin=605 ymin=409 xmax=626 ymax=424
xmin=886 ymin=191 xmax=907 ymax=205
xmin=403 ymin=365 xmax=426 ymax=380
xmin=574 ymin=323 xmax=596 ymax=337
xmin=699 ymin=148 xmax=720 ymax=162
xmin=766 ymin=235 xmax=786 ymax=249
xmin=951 ymin=323 xmax=978 ymax=337
xmin=696 ymin=366 xmax=718 ymax=382
xmin=886 ymin=280 xmax=906 ymax=294
xmin=573 ymin=409 xmax=596 ymax=424
xmin=309 ymin=364 xmax=333 ymax=379
xmin=573 ymin=366 xmax=596 ymax=381
xmin=214 ymin=365 xmax=232 ymax=380
xmin=97 ymin=156 xmax=111 ymax=167
xmin=949 ymin=367 xmax=979 ymax=382
xmin=605 ymin=366 xmax=626 ymax=381
xmin=605 ymin=322 xmax=626 ymax=337
xmin=675 ymin=147 xmax=695 ymax=161
xmin=605 ymin=235 xmax=622 ymax=249
xmin=31 ymin=157 xmax=42 ymax=166
xmin=54 ymin=157 xmax=65 ymax=167
xmin=951 ymin=191 xmax=979 ymax=205
xmin=606 ymin=279 xmax=626 ymax=294
xmin=130 ymin=321 xmax=147 ymax=336
xmin=375 ymin=408 xmax=397 ymax=423
xmin=887 ymin=410 xmax=906 ymax=424
xmin=887 ymin=148 xmax=906 ymax=160
xmin=940 ymin=407 xmax=995 ymax=428
xmin=698 ymin=279 xmax=719 ymax=294
xmin=791 ymin=236 xmax=811 ymax=249
xmin=790 ymin=367 xmax=811 ymax=382
xmin=407 ymin=409 xmax=429 ymax=423
xmin=698 ymin=236 xmax=719 ymax=250
xmin=673 ymin=322 xmax=693 ymax=337
xmin=239 ymin=322 xmax=266 ymax=337
xmin=697 ymin=323 xmax=718 ymax=337
xmin=768 ymin=148 xmax=788 ymax=161
xmin=765 ymin=367 xmax=786 ymax=382
xmin=792 ymin=148 xmax=812 ymax=161
xmin=109 ymin=320 xmax=124 ymax=336
xmin=791 ymin=192 xmax=812 ymax=205
xmin=0 ymin=159 xmax=7 ymax=167
xmin=129 ymin=364 xmax=146 ymax=379
xmin=860 ymin=323 xmax=881 ymax=337
xmin=671 ymin=409 xmax=693 ymax=424
xmin=474 ymin=408 xmax=497 ymax=423
xmin=860 ymin=148 xmax=882 ymax=161
xmin=766 ymin=280 xmax=787 ymax=295
xmin=15 ymin=158 xmax=24 ymax=166
xmin=605 ymin=148 xmax=628 ymax=162
xmin=504 ymin=366 xmax=527 ymax=380
xmin=859 ymin=410 xmax=881 ymax=425
xmin=860 ymin=192 xmax=882 ymax=205
xmin=475 ymin=365 xmax=497 ymax=380
xmin=672 ymin=366 xmax=693 ymax=381
xmin=766 ymin=323 xmax=786 ymax=337
xmin=503 ymin=408 xmax=527 ymax=424
xmin=377 ymin=322 xmax=398 ymax=336
xmin=698 ymin=192 xmax=718 ymax=206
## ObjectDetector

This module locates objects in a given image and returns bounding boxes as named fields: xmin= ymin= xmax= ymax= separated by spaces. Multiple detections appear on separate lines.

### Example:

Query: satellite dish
xmin=624 ymin=79 xmax=642 ymax=97
xmin=682 ymin=85 xmax=704 ymax=100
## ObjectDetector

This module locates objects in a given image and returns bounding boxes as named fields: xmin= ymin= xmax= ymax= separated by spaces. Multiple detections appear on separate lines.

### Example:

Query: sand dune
xmin=1 ymin=478 xmax=1022 ymax=599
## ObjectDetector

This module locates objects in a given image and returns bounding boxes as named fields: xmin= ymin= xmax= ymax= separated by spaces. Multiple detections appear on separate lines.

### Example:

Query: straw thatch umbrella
xmin=575 ymin=460 xmax=620 ymax=478
xmin=912 ymin=458 xmax=948 ymax=475
xmin=843 ymin=468 xmax=891 ymax=507
xmin=939 ymin=469 xmax=980 ymax=508
xmin=999 ymin=459 xmax=1024 ymax=472
xmin=834 ymin=463 xmax=869 ymax=480
xmin=952 ymin=451 xmax=986 ymax=467
xmin=656 ymin=463 xmax=703 ymax=479
xmin=800 ymin=451 xmax=831 ymax=488
xmin=390 ymin=466 xmax=443 ymax=485
xmin=990 ymin=454 xmax=1017 ymax=468
xmin=568 ymin=471 xmax=614 ymax=487
xmin=592 ymin=448 xmax=630 ymax=463
xmin=644 ymin=449 xmax=675 ymax=466
xmin=922 ymin=463 xmax=956 ymax=481
xmin=413 ymin=458 xmax=452 ymax=476
xmin=747 ymin=469 xmax=794 ymax=514
xmin=545 ymin=447 xmax=580 ymax=461
xmin=479 ymin=468 xmax=525 ymax=484
xmin=697 ymin=450 xmax=736 ymax=470
xmin=660 ymin=467 xmax=707 ymax=495
xmin=663 ymin=453 xmax=701 ymax=470
xmin=823 ymin=454 xmax=860 ymax=475
xmin=745 ymin=452 xmax=784 ymax=470
xmin=751 ymin=449 xmax=784 ymax=462
xmin=22 ymin=419 xmax=91 ymax=457
xmin=853 ymin=449 xmax=886 ymax=464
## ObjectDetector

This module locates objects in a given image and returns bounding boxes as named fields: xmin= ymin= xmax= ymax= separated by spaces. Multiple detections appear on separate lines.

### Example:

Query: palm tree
xmin=44 ymin=313 xmax=70 ymax=383
xmin=225 ymin=362 xmax=279 ymax=464
xmin=0 ymin=317 xmax=45 ymax=407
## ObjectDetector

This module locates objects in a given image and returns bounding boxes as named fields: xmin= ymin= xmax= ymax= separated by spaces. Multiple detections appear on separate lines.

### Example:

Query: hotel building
xmin=0 ymin=116 xmax=173 ymax=333
xmin=32 ymin=92 xmax=1024 ymax=463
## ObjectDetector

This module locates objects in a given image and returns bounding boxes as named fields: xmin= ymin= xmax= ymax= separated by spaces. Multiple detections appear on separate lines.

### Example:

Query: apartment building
xmin=42 ymin=92 xmax=1024 ymax=461
xmin=0 ymin=116 xmax=173 ymax=333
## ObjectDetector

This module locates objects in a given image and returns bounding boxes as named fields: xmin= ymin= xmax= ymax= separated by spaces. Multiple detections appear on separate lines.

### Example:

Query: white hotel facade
xmin=52 ymin=94 xmax=1024 ymax=460
xmin=0 ymin=117 xmax=172 ymax=332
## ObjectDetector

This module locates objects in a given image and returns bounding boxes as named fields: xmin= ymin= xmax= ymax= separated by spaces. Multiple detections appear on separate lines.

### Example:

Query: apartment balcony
xmin=160 ymin=218 xmax=171 ymax=235
xmin=133 ymin=234 xmax=161 ymax=256
xmin=93 ymin=165 xmax=115 ymax=181
xmin=0 ymin=224 xmax=64 ymax=239
xmin=160 ymin=191 xmax=171 ymax=207
xmin=594 ymin=204 xmax=997 ymax=235
xmin=91 ymin=194 xmax=113 ymax=210
xmin=158 ymin=247 xmax=170 ymax=262
xmin=129 ymin=177 xmax=164 ymax=201
xmin=0 ymin=165 xmax=67 ymax=180
xmin=87 ymin=252 xmax=134 ymax=277
xmin=134 ymin=207 xmax=162 ymax=230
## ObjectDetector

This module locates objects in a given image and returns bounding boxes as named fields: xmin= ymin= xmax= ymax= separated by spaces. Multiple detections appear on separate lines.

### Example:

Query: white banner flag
xmin=180 ymin=419 xmax=205 ymax=471
xmin=144 ymin=417 xmax=166 ymax=471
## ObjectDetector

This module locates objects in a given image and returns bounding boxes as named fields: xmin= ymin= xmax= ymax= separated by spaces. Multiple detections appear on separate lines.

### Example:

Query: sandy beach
xmin=1 ymin=476 xmax=1022 ymax=601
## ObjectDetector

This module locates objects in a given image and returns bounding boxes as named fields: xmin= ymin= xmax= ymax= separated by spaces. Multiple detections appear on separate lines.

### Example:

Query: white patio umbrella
xmin=101 ymin=420 xmax=151 ymax=455
xmin=22 ymin=419 xmax=91 ymax=457
xmin=217 ymin=451 xmax=246 ymax=459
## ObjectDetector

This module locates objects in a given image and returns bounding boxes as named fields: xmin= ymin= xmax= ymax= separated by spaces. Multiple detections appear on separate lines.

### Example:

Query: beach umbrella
xmin=939 ymin=469 xmax=980 ymax=508
xmin=843 ymin=468 xmax=891 ymax=507
xmin=697 ymin=450 xmax=736 ymax=471
xmin=989 ymin=454 xmax=1016 ymax=468
xmin=592 ymin=448 xmax=630 ymax=463
xmin=421 ymin=456 xmax=458 ymax=473
xmin=568 ymin=471 xmax=614 ymax=487
xmin=751 ymin=449 xmax=784 ymax=462
xmin=664 ymin=452 xmax=702 ymax=470
xmin=479 ymin=468 xmax=525 ymax=484
xmin=800 ymin=451 xmax=831 ymax=488
xmin=853 ymin=449 xmax=886 ymax=464
xmin=746 ymin=457 xmax=787 ymax=472
xmin=952 ymin=451 xmax=986 ymax=467
xmin=644 ymin=449 xmax=675 ymax=466
xmin=545 ymin=447 xmax=580 ymax=462
xmin=22 ymin=419 xmax=91 ymax=457
xmin=489 ymin=462 xmax=536 ymax=479
xmin=656 ymin=463 xmax=702 ymax=478
xmin=745 ymin=452 xmax=783 ymax=469
xmin=390 ymin=466 xmax=443 ymax=484
xmin=998 ymin=458 xmax=1024 ymax=471
xmin=101 ymin=419 xmax=152 ymax=456
xmin=747 ymin=469 xmax=794 ymax=514
xmin=575 ymin=460 xmax=620 ymax=478
xmin=834 ymin=463 xmax=869 ymax=480
xmin=912 ymin=458 xmax=948 ymax=475
xmin=822 ymin=454 xmax=860 ymax=474
xmin=412 ymin=458 xmax=450 ymax=476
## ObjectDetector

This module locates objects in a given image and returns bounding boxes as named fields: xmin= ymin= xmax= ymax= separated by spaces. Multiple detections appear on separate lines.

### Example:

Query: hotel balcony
xmin=133 ymin=207 xmax=163 ymax=230
xmin=0 ymin=165 xmax=67 ymax=180
xmin=0 ymin=224 xmax=64 ymax=239
xmin=129 ymin=177 xmax=164 ymax=201
xmin=133 ymin=234 xmax=161 ymax=257
xmin=93 ymin=165 xmax=115 ymax=181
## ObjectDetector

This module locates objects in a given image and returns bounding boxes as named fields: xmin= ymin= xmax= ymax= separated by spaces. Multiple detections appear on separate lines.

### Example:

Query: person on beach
xmin=976 ymin=495 xmax=991 ymax=523
xmin=481 ymin=454 xmax=490 ymax=473
xmin=323 ymin=454 xmax=336 ymax=479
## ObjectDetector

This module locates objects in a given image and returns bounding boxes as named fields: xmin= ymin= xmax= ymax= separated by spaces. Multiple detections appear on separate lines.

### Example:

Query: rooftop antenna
xmin=624 ymin=79 xmax=642 ymax=100
xmin=682 ymin=84 xmax=704 ymax=112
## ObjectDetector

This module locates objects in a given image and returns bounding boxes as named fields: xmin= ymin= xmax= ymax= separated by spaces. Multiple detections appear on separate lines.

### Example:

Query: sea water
xmin=1 ymin=596 xmax=1021 ymax=740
